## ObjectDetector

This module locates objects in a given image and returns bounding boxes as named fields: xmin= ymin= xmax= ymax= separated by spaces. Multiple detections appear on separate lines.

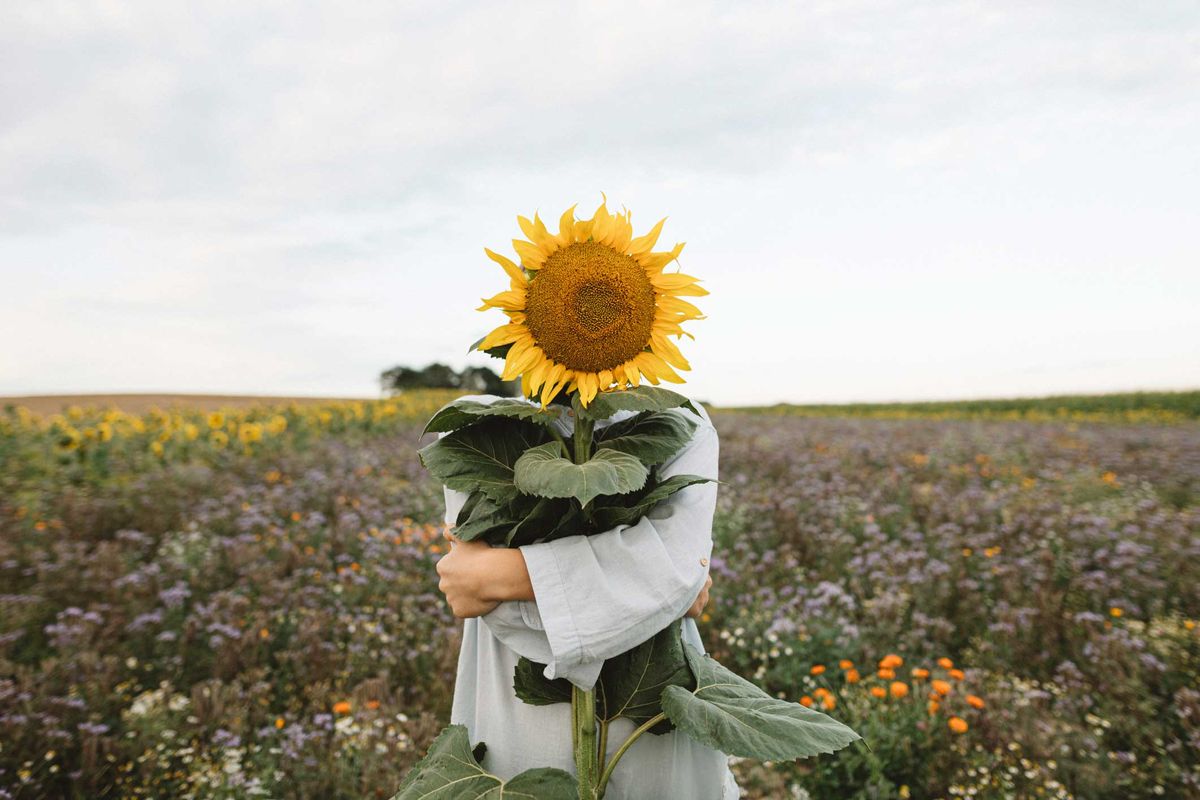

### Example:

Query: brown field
xmin=0 ymin=393 xmax=378 ymax=416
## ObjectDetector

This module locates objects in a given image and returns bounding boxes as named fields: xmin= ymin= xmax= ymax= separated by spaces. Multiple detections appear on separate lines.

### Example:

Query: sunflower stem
xmin=569 ymin=391 xmax=601 ymax=798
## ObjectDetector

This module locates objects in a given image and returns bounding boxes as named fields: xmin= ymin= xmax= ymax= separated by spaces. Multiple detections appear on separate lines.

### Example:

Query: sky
xmin=1 ymin=0 xmax=1197 ymax=406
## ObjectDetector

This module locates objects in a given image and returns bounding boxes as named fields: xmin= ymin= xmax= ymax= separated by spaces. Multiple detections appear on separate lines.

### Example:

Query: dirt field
xmin=0 ymin=394 xmax=378 ymax=416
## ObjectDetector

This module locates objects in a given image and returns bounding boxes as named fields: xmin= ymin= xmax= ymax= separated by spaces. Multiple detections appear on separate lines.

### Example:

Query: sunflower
xmin=474 ymin=197 xmax=707 ymax=409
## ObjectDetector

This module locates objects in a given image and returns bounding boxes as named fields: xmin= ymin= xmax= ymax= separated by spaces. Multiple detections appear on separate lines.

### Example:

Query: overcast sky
xmin=2 ymin=1 xmax=1197 ymax=405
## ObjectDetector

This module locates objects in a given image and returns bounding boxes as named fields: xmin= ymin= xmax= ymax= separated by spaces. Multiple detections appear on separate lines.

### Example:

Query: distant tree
xmin=379 ymin=362 xmax=516 ymax=396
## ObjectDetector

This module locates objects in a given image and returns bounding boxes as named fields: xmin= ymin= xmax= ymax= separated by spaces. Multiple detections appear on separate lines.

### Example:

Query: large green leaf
xmin=513 ymin=657 xmax=573 ymax=707
xmin=580 ymin=385 xmax=700 ymax=422
xmin=597 ymin=619 xmax=692 ymax=733
xmin=591 ymin=474 xmax=716 ymax=529
xmin=513 ymin=442 xmax=649 ymax=507
xmin=453 ymin=490 xmax=519 ymax=543
xmin=422 ymin=398 xmax=562 ymax=436
xmin=390 ymin=724 xmax=576 ymax=799
xmin=594 ymin=411 xmax=698 ymax=466
xmin=505 ymin=496 xmax=578 ymax=547
xmin=661 ymin=644 xmax=862 ymax=760
xmin=418 ymin=418 xmax=551 ymax=504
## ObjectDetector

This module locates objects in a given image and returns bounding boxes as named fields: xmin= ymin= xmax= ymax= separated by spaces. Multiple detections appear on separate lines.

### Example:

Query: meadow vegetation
xmin=1 ymin=391 xmax=1196 ymax=798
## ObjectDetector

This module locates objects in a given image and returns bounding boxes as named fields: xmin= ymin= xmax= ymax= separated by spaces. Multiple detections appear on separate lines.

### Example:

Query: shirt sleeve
xmin=509 ymin=402 xmax=719 ymax=688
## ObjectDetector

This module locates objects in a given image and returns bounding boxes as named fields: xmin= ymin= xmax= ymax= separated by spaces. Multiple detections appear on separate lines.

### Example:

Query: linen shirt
xmin=438 ymin=393 xmax=740 ymax=800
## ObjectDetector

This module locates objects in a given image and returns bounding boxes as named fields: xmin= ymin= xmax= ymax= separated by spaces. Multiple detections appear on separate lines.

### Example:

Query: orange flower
xmin=966 ymin=695 xmax=985 ymax=709
xmin=813 ymin=687 xmax=831 ymax=698
xmin=810 ymin=664 xmax=826 ymax=676
xmin=877 ymin=668 xmax=896 ymax=680
xmin=879 ymin=653 xmax=903 ymax=669
xmin=890 ymin=681 xmax=909 ymax=698
xmin=275 ymin=717 xmax=285 ymax=729
xmin=1109 ymin=606 xmax=1123 ymax=618
xmin=937 ymin=657 xmax=954 ymax=669
xmin=845 ymin=669 xmax=861 ymax=684
xmin=839 ymin=659 xmax=854 ymax=670
xmin=332 ymin=701 xmax=352 ymax=715
xmin=870 ymin=686 xmax=887 ymax=699
xmin=931 ymin=679 xmax=952 ymax=696
xmin=800 ymin=696 xmax=814 ymax=707
xmin=949 ymin=669 xmax=965 ymax=681
xmin=948 ymin=716 xmax=968 ymax=734
xmin=822 ymin=694 xmax=837 ymax=711
xmin=928 ymin=699 xmax=940 ymax=715
xmin=366 ymin=700 xmax=381 ymax=710
xmin=911 ymin=668 xmax=930 ymax=680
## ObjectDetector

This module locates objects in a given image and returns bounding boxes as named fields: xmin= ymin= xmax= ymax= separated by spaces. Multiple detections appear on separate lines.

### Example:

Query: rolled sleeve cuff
xmin=518 ymin=539 xmax=606 ymax=689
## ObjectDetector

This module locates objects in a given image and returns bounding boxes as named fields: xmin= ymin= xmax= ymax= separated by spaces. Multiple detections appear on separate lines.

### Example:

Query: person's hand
xmin=685 ymin=574 xmax=713 ymax=619
xmin=435 ymin=529 xmax=502 ymax=619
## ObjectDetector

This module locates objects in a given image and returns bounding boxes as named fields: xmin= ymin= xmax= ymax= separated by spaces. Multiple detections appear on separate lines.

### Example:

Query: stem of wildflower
xmin=596 ymin=712 xmax=667 ymax=797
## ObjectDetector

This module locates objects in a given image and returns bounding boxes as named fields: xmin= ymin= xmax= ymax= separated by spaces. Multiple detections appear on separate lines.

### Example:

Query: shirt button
xmin=699 ymin=557 xmax=709 ymax=566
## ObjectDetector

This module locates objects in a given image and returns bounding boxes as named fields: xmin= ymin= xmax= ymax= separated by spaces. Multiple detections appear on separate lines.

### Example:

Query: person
xmin=432 ymin=392 xmax=740 ymax=799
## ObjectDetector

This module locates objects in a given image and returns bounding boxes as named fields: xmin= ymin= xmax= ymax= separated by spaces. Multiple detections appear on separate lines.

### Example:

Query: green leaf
xmin=422 ymin=398 xmax=562 ymax=436
xmin=452 ymin=491 xmax=518 ymax=543
xmin=513 ymin=658 xmax=573 ymax=706
xmin=513 ymin=442 xmax=649 ymax=507
xmin=418 ymin=418 xmax=551 ymax=504
xmin=391 ymin=724 xmax=577 ymax=799
xmin=591 ymin=474 xmax=716 ymax=529
xmin=580 ymin=385 xmax=701 ymax=422
xmin=594 ymin=410 xmax=698 ymax=466
xmin=597 ymin=619 xmax=692 ymax=733
xmin=505 ymin=496 xmax=577 ymax=547
xmin=661 ymin=644 xmax=862 ymax=760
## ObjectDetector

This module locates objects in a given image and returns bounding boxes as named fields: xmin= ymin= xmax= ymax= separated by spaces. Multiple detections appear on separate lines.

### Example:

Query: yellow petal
xmin=528 ymin=358 xmax=552 ymax=394
xmin=574 ymin=219 xmax=593 ymax=242
xmin=629 ymin=217 xmax=666 ymax=255
xmin=609 ymin=211 xmax=633 ymax=253
xmin=598 ymin=369 xmax=613 ymax=389
xmin=623 ymin=359 xmax=641 ymax=388
xmin=476 ymin=289 xmax=526 ymax=312
xmin=579 ymin=372 xmax=599 ymax=406
xmin=633 ymin=353 xmax=660 ymax=385
xmin=590 ymin=198 xmax=613 ymax=244
xmin=636 ymin=242 xmax=686 ymax=272
xmin=557 ymin=204 xmax=579 ymax=246
xmin=639 ymin=350 xmax=684 ymax=383
xmin=650 ymin=272 xmax=703 ymax=291
xmin=512 ymin=239 xmax=547 ymax=269
xmin=651 ymin=332 xmax=691 ymax=370
xmin=663 ymin=282 xmax=709 ymax=297
xmin=478 ymin=323 xmax=525 ymax=350
xmin=485 ymin=248 xmax=527 ymax=287
xmin=657 ymin=295 xmax=705 ymax=318
xmin=521 ymin=369 xmax=534 ymax=398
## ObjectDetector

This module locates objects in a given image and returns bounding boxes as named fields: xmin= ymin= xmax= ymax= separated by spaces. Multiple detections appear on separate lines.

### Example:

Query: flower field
xmin=1 ymin=394 xmax=1197 ymax=798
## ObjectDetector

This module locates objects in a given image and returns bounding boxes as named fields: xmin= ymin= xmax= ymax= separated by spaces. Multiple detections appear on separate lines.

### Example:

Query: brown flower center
xmin=525 ymin=241 xmax=655 ymax=372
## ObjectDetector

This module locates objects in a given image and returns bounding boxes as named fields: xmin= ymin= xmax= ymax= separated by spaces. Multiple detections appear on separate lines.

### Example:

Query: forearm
xmin=480 ymin=547 xmax=536 ymax=603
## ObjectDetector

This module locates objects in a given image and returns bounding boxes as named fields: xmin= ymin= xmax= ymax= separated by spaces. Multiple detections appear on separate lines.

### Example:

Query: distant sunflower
xmin=474 ymin=197 xmax=707 ymax=408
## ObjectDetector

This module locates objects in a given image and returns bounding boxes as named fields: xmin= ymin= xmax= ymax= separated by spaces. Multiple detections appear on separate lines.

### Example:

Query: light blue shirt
xmin=439 ymin=394 xmax=740 ymax=799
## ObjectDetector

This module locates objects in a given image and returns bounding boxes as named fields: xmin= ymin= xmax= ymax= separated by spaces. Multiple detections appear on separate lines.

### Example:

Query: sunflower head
xmin=474 ymin=196 xmax=707 ymax=409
